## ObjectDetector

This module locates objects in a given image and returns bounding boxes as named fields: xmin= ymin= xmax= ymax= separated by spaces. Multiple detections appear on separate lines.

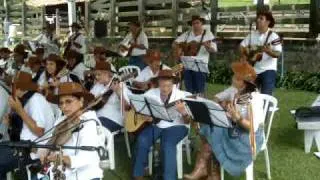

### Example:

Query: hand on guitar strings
xmin=262 ymin=45 xmax=272 ymax=54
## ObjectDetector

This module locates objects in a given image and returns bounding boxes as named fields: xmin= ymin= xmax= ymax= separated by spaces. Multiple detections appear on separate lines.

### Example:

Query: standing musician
xmin=119 ymin=21 xmax=149 ymax=70
xmin=66 ymin=49 xmax=89 ymax=82
xmin=41 ymin=82 xmax=104 ymax=180
xmin=64 ymin=23 xmax=86 ymax=58
xmin=93 ymin=46 xmax=117 ymax=72
xmin=133 ymin=70 xmax=191 ymax=180
xmin=33 ymin=25 xmax=60 ymax=57
xmin=184 ymin=61 xmax=265 ymax=180
xmin=90 ymin=61 xmax=129 ymax=132
xmin=173 ymin=15 xmax=217 ymax=95
xmin=132 ymin=49 xmax=170 ymax=91
xmin=0 ymin=72 xmax=55 ymax=179
xmin=240 ymin=10 xmax=282 ymax=95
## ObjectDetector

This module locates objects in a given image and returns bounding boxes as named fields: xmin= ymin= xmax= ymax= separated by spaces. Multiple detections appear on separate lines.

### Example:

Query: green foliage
xmin=208 ymin=63 xmax=320 ymax=93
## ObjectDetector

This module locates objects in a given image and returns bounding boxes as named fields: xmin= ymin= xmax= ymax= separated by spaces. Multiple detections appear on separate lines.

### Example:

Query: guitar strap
xmin=264 ymin=30 xmax=273 ymax=46
xmin=195 ymin=30 xmax=207 ymax=55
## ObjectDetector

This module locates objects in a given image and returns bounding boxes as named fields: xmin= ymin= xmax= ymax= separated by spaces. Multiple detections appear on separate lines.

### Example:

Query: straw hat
xmin=13 ymin=71 xmax=39 ymax=91
xmin=156 ymin=69 xmax=179 ymax=82
xmin=49 ymin=82 xmax=94 ymax=104
xmin=231 ymin=61 xmax=257 ymax=85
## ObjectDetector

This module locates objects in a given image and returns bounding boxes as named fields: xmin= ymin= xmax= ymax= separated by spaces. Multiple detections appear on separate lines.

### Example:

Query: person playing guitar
xmin=240 ymin=10 xmax=282 ymax=95
xmin=172 ymin=15 xmax=217 ymax=95
xmin=119 ymin=21 xmax=149 ymax=70
xmin=132 ymin=49 xmax=171 ymax=91
xmin=64 ymin=23 xmax=86 ymax=58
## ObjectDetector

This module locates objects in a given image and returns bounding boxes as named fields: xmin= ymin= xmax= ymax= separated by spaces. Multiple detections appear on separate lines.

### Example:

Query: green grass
xmin=103 ymin=84 xmax=319 ymax=180
xmin=219 ymin=0 xmax=309 ymax=7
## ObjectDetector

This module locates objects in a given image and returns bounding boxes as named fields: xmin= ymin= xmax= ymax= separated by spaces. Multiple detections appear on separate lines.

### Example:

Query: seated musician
xmin=173 ymin=15 xmax=217 ymax=95
xmin=27 ymin=56 xmax=45 ymax=83
xmin=184 ymin=61 xmax=265 ymax=179
xmin=119 ymin=21 xmax=149 ymax=70
xmin=0 ymin=47 xmax=12 ymax=62
xmin=38 ymin=54 xmax=80 ymax=94
xmin=0 ymin=72 xmax=55 ymax=179
xmin=0 ymin=48 xmax=12 ymax=78
xmin=5 ymin=44 xmax=29 ymax=77
xmin=240 ymin=10 xmax=282 ymax=95
xmin=66 ymin=49 xmax=89 ymax=82
xmin=42 ymin=82 xmax=103 ymax=180
xmin=133 ymin=70 xmax=191 ymax=180
xmin=90 ymin=61 xmax=129 ymax=132
xmin=132 ymin=49 xmax=170 ymax=91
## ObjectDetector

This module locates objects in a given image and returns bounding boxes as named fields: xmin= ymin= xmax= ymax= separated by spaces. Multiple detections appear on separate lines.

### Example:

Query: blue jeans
xmin=0 ymin=143 xmax=34 ymax=179
xmin=256 ymin=70 xmax=277 ymax=95
xmin=98 ymin=117 xmax=122 ymax=132
xmin=133 ymin=125 xmax=188 ymax=180
xmin=129 ymin=56 xmax=147 ymax=70
xmin=184 ymin=70 xmax=207 ymax=94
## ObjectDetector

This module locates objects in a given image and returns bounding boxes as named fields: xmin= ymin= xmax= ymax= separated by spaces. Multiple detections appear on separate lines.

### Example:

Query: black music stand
xmin=181 ymin=56 xmax=209 ymax=74
xmin=184 ymin=97 xmax=233 ymax=128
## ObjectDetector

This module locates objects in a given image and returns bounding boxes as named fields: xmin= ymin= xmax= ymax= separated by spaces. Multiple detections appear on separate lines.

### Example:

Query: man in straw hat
xmin=132 ymin=49 xmax=170 ymax=91
xmin=119 ymin=21 xmax=149 ymax=70
xmin=173 ymin=15 xmax=217 ymax=95
xmin=240 ymin=10 xmax=282 ymax=95
xmin=90 ymin=61 xmax=130 ymax=132
xmin=132 ymin=69 xmax=192 ymax=180
xmin=184 ymin=61 xmax=265 ymax=180
xmin=42 ymin=82 xmax=104 ymax=180
xmin=0 ymin=72 xmax=55 ymax=179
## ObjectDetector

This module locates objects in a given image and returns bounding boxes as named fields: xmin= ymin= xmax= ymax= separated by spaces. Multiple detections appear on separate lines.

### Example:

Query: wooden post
xmin=56 ymin=8 xmax=60 ymax=36
xmin=21 ymin=0 xmax=26 ymax=37
xmin=172 ymin=0 xmax=179 ymax=37
xmin=211 ymin=0 xmax=218 ymax=35
xmin=138 ymin=0 xmax=145 ymax=28
xmin=84 ymin=1 xmax=90 ymax=36
xmin=41 ymin=5 xmax=46 ymax=28
xmin=109 ymin=0 xmax=116 ymax=36
xmin=4 ymin=0 xmax=9 ymax=20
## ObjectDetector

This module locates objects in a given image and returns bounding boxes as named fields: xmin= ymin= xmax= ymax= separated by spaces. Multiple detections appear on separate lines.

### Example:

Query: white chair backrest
xmin=118 ymin=65 xmax=141 ymax=85
xmin=259 ymin=94 xmax=279 ymax=144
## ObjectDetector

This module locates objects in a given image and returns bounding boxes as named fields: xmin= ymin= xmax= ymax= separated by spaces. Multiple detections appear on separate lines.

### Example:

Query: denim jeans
xmin=98 ymin=117 xmax=122 ymax=132
xmin=184 ymin=70 xmax=207 ymax=94
xmin=133 ymin=125 xmax=188 ymax=180
xmin=129 ymin=56 xmax=147 ymax=70
xmin=256 ymin=70 xmax=277 ymax=95
xmin=0 ymin=143 xmax=34 ymax=180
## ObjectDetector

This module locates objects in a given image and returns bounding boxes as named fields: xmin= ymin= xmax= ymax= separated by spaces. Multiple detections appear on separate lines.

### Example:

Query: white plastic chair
xmin=118 ymin=65 xmax=141 ymax=86
xmin=221 ymin=94 xmax=279 ymax=180
xmin=148 ymin=132 xmax=192 ymax=179
xmin=103 ymin=127 xmax=131 ymax=170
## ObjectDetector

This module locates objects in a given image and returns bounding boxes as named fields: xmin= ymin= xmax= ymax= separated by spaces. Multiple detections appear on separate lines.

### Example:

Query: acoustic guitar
xmin=118 ymin=28 xmax=142 ymax=57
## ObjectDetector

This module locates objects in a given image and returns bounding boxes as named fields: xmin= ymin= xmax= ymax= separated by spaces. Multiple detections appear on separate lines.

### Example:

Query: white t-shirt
xmin=144 ymin=87 xmax=191 ymax=129
xmin=240 ymin=29 xmax=282 ymax=74
xmin=0 ymin=82 xmax=9 ymax=123
xmin=134 ymin=64 xmax=170 ymax=82
xmin=53 ymin=111 xmax=103 ymax=180
xmin=120 ymin=30 xmax=149 ymax=56
xmin=215 ymin=86 xmax=265 ymax=132
xmin=20 ymin=93 xmax=55 ymax=141
xmin=69 ymin=32 xmax=87 ymax=55
xmin=175 ymin=29 xmax=217 ymax=65
xmin=71 ymin=62 xmax=89 ymax=81
xmin=90 ymin=83 xmax=130 ymax=126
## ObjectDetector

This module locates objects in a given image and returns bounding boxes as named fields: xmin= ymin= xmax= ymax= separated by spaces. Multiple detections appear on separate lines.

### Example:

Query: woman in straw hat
xmin=0 ymin=72 xmax=55 ymax=179
xmin=42 ymin=82 xmax=104 ymax=180
xmin=133 ymin=69 xmax=191 ymax=180
xmin=184 ymin=61 xmax=265 ymax=179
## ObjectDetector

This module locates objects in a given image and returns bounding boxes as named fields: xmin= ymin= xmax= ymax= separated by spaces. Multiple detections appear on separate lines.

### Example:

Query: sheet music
xmin=144 ymin=97 xmax=172 ymax=121
xmin=128 ymin=94 xmax=151 ymax=116
xmin=180 ymin=56 xmax=209 ymax=73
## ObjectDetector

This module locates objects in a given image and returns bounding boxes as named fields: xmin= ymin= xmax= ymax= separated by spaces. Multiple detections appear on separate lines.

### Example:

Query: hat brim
xmin=15 ymin=82 xmax=39 ymax=92
xmin=47 ymin=91 xmax=94 ymax=105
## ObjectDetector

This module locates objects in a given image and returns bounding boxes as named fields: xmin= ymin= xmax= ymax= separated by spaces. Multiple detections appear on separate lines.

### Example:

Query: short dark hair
xmin=257 ymin=10 xmax=275 ymax=28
